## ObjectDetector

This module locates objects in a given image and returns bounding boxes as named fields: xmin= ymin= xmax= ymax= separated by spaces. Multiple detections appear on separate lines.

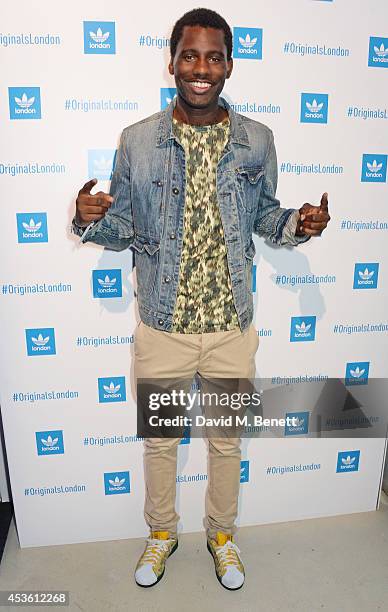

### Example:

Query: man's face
xmin=168 ymin=25 xmax=233 ymax=110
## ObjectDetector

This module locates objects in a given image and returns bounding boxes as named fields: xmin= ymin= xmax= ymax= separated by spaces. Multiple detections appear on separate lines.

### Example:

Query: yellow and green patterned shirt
xmin=171 ymin=117 xmax=239 ymax=334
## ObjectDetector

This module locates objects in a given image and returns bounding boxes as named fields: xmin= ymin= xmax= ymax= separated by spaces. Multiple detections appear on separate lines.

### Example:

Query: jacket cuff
xmin=282 ymin=210 xmax=311 ymax=246
xmin=71 ymin=217 xmax=96 ymax=241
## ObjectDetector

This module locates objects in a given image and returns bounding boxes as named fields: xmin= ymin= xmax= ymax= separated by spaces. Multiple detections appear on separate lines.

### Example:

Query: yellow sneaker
xmin=207 ymin=532 xmax=245 ymax=590
xmin=134 ymin=531 xmax=178 ymax=587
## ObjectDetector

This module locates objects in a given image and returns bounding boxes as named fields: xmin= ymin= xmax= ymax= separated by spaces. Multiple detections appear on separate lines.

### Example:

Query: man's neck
xmin=173 ymin=96 xmax=228 ymax=126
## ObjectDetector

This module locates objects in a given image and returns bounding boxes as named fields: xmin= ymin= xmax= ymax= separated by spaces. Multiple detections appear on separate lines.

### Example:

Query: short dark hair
xmin=170 ymin=8 xmax=232 ymax=60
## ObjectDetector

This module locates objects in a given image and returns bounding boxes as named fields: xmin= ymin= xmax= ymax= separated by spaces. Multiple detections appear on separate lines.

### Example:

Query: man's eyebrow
xmin=179 ymin=48 xmax=225 ymax=55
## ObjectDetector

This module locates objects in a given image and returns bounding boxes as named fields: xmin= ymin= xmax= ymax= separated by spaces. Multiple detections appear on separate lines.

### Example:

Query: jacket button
xmin=170 ymin=232 xmax=176 ymax=239
xmin=172 ymin=187 xmax=179 ymax=195
xmin=164 ymin=276 xmax=171 ymax=283
xmin=158 ymin=319 xmax=164 ymax=326
xmin=156 ymin=180 xmax=163 ymax=187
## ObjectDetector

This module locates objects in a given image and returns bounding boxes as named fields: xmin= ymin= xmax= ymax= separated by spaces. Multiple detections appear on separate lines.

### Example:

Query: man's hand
xmin=75 ymin=178 xmax=113 ymax=227
xmin=296 ymin=192 xmax=330 ymax=237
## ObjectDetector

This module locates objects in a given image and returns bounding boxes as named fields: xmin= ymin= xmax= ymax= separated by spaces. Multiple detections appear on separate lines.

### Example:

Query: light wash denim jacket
xmin=73 ymin=97 xmax=309 ymax=332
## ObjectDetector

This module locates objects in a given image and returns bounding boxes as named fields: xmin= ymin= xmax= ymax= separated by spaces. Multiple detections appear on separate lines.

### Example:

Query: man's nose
xmin=192 ymin=57 xmax=210 ymax=77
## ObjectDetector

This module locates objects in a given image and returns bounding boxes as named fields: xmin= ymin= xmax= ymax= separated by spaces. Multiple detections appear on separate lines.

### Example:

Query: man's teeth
xmin=191 ymin=82 xmax=211 ymax=89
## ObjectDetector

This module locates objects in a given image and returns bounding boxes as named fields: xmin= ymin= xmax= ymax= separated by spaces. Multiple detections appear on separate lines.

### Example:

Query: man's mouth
xmin=187 ymin=80 xmax=213 ymax=94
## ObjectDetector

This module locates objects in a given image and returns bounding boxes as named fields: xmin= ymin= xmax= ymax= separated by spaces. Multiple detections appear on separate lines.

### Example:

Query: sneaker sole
xmin=135 ymin=540 xmax=178 ymax=588
xmin=207 ymin=541 xmax=244 ymax=591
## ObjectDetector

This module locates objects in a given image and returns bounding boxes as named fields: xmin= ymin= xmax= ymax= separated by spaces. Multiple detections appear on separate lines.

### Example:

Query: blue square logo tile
xmin=368 ymin=36 xmax=388 ymax=68
xmin=336 ymin=450 xmax=360 ymax=473
xmin=285 ymin=411 xmax=310 ymax=435
xmin=9 ymin=87 xmax=41 ymax=120
xmin=88 ymin=149 xmax=117 ymax=180
xmin=17 ymin=213 xmax=48 ymax=243
xmin=160 ymin=88 xmax=176 ymax=110
xmin=104 ymin=471 xmax=130 ymax=495
xmin=300 ymin=93 xmax=328 ymax=123
xmin=353 ymin=262 xmax=379 ymax=289
xmin=36 ymin=430 xmax=64 ymax=456
xmin=98 ymin=376 xmax=126 ymax=403
xmin=345 ymin=361 xmax=370 ymax=386
xmin=92 ymin=269 xmax=122 ymax=298
xmin=361 ymin=154 xmax=387 ymax=183
xmin=290 ymin=316 xmax=316 ymax=342
xmin=233 ymin=27 xmax=263 ymax=60
xmin=240 ymin=460 xmax=250 ymax=483
xmin=26 ymin=328 xmax=56 ymax=356
xmin=83 ymin=21 xmax=116 ymax=54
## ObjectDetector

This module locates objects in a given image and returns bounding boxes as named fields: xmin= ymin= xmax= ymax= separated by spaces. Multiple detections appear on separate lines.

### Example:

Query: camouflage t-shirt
xmin=171 ymin=117 xmax=239 ymax=334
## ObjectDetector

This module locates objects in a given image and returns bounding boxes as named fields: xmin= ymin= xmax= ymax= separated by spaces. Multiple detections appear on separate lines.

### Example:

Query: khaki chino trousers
xmin=134 ymin=320 xmax=259 ymax=539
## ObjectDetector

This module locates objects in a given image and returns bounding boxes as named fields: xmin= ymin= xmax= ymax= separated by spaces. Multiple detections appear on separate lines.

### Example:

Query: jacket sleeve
xmin=253 ymin=130 xmax=310 ymax=246
xmin=72 ymin=130 xmax=135 ymax=251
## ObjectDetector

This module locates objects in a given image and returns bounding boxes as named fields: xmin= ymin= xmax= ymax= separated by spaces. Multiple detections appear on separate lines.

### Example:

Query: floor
xmin=0 ymin=494 xmax=387 ymax=612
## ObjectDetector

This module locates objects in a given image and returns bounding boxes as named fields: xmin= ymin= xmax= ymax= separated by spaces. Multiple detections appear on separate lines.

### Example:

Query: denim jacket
xmin=73 ymin=97 xmax=309 ymax=332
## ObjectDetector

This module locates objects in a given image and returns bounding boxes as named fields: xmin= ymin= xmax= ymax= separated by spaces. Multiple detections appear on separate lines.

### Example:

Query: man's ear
xmin=226 ymin=58 xmax=233 ymax=79
xmin=168 ymin=58 xmax=174 ymax=76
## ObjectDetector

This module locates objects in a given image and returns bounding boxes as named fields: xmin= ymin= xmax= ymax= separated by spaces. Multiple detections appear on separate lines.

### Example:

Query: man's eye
xmin=210 ymin=57 xmax=221 ymax=62
xmin=184 ymin=54 xmax=194 ymax=61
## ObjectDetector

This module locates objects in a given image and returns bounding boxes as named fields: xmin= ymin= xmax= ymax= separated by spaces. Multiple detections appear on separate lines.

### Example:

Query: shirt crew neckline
xmin=172 ymin=116 xmax=230 ymax=131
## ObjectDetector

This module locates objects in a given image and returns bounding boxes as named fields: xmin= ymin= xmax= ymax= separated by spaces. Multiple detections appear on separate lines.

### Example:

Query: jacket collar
xmin=156 ymin=96 xmax=250 ymax=147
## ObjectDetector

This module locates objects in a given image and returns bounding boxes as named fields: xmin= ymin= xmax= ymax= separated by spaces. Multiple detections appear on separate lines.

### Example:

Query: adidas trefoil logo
xmin=32 ymin=333 xmax=50 ymax=347
xmin=103 ymin=382 xmax=121 ymax=395
xmin=90 ymin=28 xmax=110 ymax=43
xmin=15 ymin=93 xmax=35 ymax=109
xmin=358 ymin=267 xmax=374 ymax=281
xmin=98 ymin=275 xmax=117 ymax=288
xmin=366 ymin=160 xmax=383 ymax=173
xmin=295 ymin=321 xmax=311 ymax=333
xmin=342 ymin=455 xmax=356 ymax=466
xmin=239 ymin=33 xmax=257 ymax=49
xmin=374 ymin=43 xmax=388 ymax=58
xmin=93 ymin=156 xmax=113 ymax=174
xmin=349 ymin=366 xmax=365 ymax=379
xmin=306 ymin=99 xmax=324 ymax=113
xmin=22 ymin=219 xmax=42 ymax=232
xmin=41 ymin=435 xmax=59 ymax=447
xmin=109 ymin=476 xmax=126 ymax=488
xmin=367 ymin=160 xmax=383 ymax=172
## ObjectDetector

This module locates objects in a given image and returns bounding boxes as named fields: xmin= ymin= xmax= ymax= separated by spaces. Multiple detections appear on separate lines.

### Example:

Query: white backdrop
xmin=1 ymin=0 xmax=387 ymax=547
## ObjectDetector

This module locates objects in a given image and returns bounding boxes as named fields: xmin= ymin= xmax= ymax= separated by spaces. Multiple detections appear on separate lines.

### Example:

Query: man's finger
xmin=302 ymin=213 xmax=330 ymax=223
xmin=301 ymin=220 xmax=329 ymax=230
xmin=80 ymin=204 xmax=110 ymax=214
xmin=320 ymin=192 xmax=329 ymax=211
xmin=79 ymin=178 xmax=98 ymax=194
xmin=91 ymin=191 xmax=114 ymax=206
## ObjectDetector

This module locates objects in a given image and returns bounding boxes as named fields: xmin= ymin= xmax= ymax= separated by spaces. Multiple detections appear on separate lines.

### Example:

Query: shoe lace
xmin=215 ymin=540 xmax=242 ymax=569
xmin=139 ymin=537 xmax=172 ymax=566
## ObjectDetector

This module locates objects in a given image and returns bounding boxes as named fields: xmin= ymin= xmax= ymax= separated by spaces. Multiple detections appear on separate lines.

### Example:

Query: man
xmin=73 ymin=8 xmax=330 ymax=591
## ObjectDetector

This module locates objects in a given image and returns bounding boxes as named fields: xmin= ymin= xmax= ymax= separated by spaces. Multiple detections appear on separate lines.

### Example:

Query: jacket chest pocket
xmin=235 ymin=166 xmax=264 ymax=213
